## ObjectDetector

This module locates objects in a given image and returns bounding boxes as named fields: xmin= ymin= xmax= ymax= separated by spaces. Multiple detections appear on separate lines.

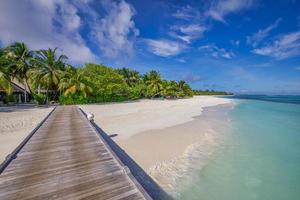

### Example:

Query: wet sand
xmin=117 ymin=103 xmax=235 ymax=194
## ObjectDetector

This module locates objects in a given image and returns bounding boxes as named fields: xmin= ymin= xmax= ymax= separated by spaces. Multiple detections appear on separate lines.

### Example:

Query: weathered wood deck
xmin=0 ymin=106 xmax=150 ymax=200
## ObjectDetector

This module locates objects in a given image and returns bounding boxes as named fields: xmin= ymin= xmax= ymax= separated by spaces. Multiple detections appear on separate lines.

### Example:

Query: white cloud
xmin=144 ymin=39 xmax=187 ymax=57
xmin=176 ymin=58 xmax=186 ymax=63
xmin=231 ymin=40 xmax=240 ymax=47
xmin=206 ymin=0 xmax=254 ymax=23
xmin=247 ymin=18 xmax=281 ymax=47
xmin=172 ymin=5 xmax=198 ymax=20
xmin=170 ymin=0 xmax=255 ymax=46
xmin=199 ymin=44 xmax=235 ymax=59
xmin=252 ymin=31 xmax=300 ymax=59
xmin=182 ymin=73 xmax=202 ymax=83
xmin=0 ymin=0 xmax=95 ymax=64
xmin=170 ymin=24 xmax=207 ymax=43
xmin=92 ymin=0 xmax=139 ymax=58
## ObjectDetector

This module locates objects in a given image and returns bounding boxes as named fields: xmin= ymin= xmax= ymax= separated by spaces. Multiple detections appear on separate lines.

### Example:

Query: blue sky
xmin=0 ymin=0 xmax=300 ymax=94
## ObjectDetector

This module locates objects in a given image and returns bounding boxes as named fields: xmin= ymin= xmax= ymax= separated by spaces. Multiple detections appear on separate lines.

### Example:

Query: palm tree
xmin=129 ymin=70 xmax=141 ymax=86
xmin=0 ymin=48 xmax=13 ymax=95
xmin=178 ymin=80 xmax=192 ymax=96
xmin=59 ymin=67 xmax=92 ymax=97
xmin=6 ymin=42 xmax=34 ymax=102
xmin=31 ymin=48 xmax=67 ymax=102
xmin=161 ymin=80 xmax=179 ymax=98
xmin=117 ymin=67 xmax=141 ymax=87
xmin=143 ymin=70 xmax=163 ymax=98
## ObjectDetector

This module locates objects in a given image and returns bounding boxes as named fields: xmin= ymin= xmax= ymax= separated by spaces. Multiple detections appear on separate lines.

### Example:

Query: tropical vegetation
xmin=0 ymin=42 xmax=231 ymax=105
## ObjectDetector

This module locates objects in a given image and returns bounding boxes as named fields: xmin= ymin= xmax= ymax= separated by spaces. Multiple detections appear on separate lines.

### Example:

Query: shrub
xmin=59 ymin=94 xmax=88 ymax=105
xmin=33 ymin=93 xmax=46 ymax=105
xmin=4 ymin=94 xmax=15 ymax=103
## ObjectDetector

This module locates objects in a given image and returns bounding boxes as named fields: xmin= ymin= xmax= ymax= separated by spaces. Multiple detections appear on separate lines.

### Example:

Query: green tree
xmin=0 ymin=49 xmax=13 ymax=95
xmin=6 ymin=42 xmax=34 ymax=101
xmin=82 ymin=63 xmax=129 ymax=101
xmin=143 ymin=70 xmax=163 ymax=98
xmin=117 ymin=67 xmax=141 ymax=87
xmin=59 ymin=66 xmax=92 ymax=97
xmin=161 ymin=80 xmax=179 ymax=98
xmin=178 ymin=80 xmax=193 ymax=97
xmin=31 ymin=48 xmax=67 ymax=101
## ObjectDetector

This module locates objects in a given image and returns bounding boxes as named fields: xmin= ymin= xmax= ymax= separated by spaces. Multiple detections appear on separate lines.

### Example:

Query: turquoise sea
xmin=178 ymin=95 xmax=300 ymax=200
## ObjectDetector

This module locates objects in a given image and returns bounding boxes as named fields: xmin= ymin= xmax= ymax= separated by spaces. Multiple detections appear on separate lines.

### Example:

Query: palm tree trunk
xmin=24 ymin=76 xmax=33 ymax=94
xmin=24 ymin=84 xmax=27 ymax=103
xmin=45 ymin=87 xmax=49 ymax=104
xmin=38 ymin=84 xmax=41 ymax=94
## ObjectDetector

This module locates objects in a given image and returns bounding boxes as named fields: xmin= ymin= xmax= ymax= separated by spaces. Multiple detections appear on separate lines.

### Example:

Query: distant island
xmin=0 ymin=42 xmax=232 ymax=105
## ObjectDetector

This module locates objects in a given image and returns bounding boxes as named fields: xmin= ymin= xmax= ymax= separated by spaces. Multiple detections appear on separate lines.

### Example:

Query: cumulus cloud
xmin=144 ymin=39 xmax=187 ymax=57
xmin=252 ymin=31 xmax=300 ymax=59
xmin=0 ymin=0 xmax=95 ymax=63
xmin=92 ymin=0 xmax=139 ymax=58
xmin=206 ymin=0 xmax=254 ymax=23
xmin=199 ymin=44 xmax=235 ymax=59
xmin=247 ymin=18 xmax=281 ymax=47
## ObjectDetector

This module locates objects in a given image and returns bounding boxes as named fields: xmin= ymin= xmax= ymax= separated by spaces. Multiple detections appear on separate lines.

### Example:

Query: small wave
xmin=147 ymin=131 xmax=221 ymax=198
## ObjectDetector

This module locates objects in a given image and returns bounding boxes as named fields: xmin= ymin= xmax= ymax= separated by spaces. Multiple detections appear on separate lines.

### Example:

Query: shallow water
xmin=177 ymin=96 xmax=300 ymax=200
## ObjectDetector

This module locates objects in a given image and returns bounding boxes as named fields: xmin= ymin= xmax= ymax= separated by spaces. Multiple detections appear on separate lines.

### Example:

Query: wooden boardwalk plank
xmin=0 ymin=106 xmax=150 ymax=200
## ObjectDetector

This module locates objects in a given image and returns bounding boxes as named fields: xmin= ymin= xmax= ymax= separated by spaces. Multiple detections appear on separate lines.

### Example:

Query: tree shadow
xmin=86 ymin=117 xmax=173 ymax=200
xmin=0 ymin=105 xmax=53 ymax=113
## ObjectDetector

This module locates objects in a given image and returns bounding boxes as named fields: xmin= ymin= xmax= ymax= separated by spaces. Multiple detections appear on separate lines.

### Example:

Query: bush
xmin=59 ymin=93 xmax=132 ymax=105
xmin=59 ymin=94 xmax=88 ymax=105
xmin=4 ymin=94 xmax=15 ymax=103
xmin=33 ymin=93 xmax=46 ymax=105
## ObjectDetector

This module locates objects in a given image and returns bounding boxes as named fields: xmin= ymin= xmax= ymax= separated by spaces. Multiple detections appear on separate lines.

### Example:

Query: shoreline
xmin=0 ymin=96 xmax=235 ymax=197
xmin=80 ymin=96 xmax=235 ymax=196
xmin=117 ymin=103 xmax=235 ymax=196
xmin=80 ymin=96 xmax=232 ymax=140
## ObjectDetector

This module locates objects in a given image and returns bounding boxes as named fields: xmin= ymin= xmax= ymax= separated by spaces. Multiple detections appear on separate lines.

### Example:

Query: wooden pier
xmin=0 ymin=106 xmax=151 ymax=200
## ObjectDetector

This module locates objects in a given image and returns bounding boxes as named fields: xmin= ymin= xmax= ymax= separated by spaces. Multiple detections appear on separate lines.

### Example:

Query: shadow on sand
xmin=0 ymin=105 xmax=52 ymax=113
xmin=87 ymin=117 xmax=173 ymax=200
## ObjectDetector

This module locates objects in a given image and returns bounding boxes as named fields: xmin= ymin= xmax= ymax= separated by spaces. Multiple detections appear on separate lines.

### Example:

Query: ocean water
xmin=177 ymin=95 xmax=300 ymax=200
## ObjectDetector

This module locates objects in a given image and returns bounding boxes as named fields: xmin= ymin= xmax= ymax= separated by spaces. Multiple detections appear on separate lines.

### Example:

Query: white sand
xmin=0 ymin=106 xmax=53 ymax=162
xmin=80 ymin=96 xmax=232 ymax=140
xmin=80 ymin=96 xmax=233 ymax=194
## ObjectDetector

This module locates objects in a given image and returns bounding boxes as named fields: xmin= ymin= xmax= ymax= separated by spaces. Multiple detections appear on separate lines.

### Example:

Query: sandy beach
xmin=80 ymin=96 xmax=234 ymax=193
xmin=0 ymin=106 xmax=53 ymax=163
xmin=80 ymin=96 xmax=232 ymax=140
xmin=0 ymin=96 xmax=233 ymax=196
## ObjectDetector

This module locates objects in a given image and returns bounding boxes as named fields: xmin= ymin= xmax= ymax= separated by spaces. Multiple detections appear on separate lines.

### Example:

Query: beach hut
xmin=0 ymin=80 xmax=31 ymax=104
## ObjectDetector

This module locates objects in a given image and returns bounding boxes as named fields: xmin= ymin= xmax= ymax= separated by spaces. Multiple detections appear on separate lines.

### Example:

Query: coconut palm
xmin=59 ymin=67 xmax=92 ymax=97
xmin=143 ymin=70 xmax=163 ymax=98
xmin=6 ymin=42 xmax=34 ymax=101
xmin=117 ymin=67 xmax=141 ymax=87
xmin=161 ymin=80 xmax=179 ymax=98
xmin=31 ymin=48 xmax=67 ymax=101
xmin=0 ymin=48 xmax=13 ymax=95
xmin=0 ymin=68 xmax=13 ymax=95
xmin=178 ymin=80 xmax=192 ymax=96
